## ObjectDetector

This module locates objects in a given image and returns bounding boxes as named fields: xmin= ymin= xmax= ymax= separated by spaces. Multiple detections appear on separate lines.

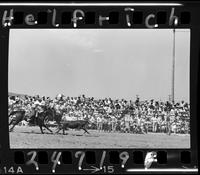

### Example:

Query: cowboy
xmin=97 ymin=114 xmax=103 ymax=132
xmin=152 ymin=114 xmax=158 ymax=133
xmin=54 ymin=101 xmax=62 ymax=115
xmin=140 ymin=116 xmax=148 ymax=134
xmin=124 ymin=113 xmax=131 ymax=133
xmin=165 ymin=109 xmax=171 ymax=135
xmin=90 ymin=116 xmax=96 ymax=129
xmin=12 ymin=99 xmax=24 ymax=112
xmin=35 ymin=101 xmax=46 ymax=118
xmin=111 ymin=115 xmax=117 ymax=132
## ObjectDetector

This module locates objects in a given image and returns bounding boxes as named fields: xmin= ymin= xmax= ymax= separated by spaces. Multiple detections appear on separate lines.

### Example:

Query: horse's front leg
xmin=55 ymin=127 xmax=61 ymax=134
xmin=62 ymin=127 xmax=68 ymax=135
xmin=43 ymin=124 xmax=53 ymax=133
xmin=39 ymin=125 xmax=44 ymax=134
xmin=55 ymin=125 xmax=62 ymax=134
xmin=9 ymin=124 xmax=15 ymax=132
xmin=9 ymin=119 xmax=13 ymax=126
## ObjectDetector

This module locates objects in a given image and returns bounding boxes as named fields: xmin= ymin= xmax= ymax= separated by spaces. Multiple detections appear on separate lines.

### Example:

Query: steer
xmin=55 ymin=120 xmax=90 ymax=135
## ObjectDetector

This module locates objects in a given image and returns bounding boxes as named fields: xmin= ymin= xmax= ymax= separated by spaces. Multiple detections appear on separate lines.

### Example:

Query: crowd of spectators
xmin=8 ymin=94 xmax=190 ymax=134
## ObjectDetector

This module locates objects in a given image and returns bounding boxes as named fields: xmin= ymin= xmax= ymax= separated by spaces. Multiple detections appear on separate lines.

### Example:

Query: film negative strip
xmin=0 ymin=1 xmax=199 ymax=174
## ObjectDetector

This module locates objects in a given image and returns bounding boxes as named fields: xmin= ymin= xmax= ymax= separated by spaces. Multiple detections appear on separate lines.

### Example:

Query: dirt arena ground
xmin=9 ymin=126 xmax=190 ymax=149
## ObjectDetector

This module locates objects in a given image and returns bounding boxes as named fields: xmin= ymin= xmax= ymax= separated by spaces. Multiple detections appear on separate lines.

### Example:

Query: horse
xmin=9 ymin=110 xmax=26 ymax=132
xmin=55 ymin=119 xmax=90 ymax=135
xmin=45 ymin=106 xmax=67 ymax=125
xmin=28 ymin=107 xmax=54 ymax=134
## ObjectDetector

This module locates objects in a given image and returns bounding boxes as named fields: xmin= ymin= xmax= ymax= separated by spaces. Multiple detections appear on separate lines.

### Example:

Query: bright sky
xmin=9 ymin=29 xmax=190 ymax=102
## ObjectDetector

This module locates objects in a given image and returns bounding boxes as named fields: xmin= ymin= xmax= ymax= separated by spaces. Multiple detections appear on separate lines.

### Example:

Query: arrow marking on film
xmin=82 ymin=166 xmax=101 ymax=173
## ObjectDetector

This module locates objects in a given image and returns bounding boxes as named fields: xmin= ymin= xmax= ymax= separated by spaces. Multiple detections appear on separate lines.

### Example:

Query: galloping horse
xmin=28 ymin=107 xmax=55 ymax=134
xmin=9 ymin=110 xmax=26 ymax=132
xmin=45 ymin=107 xmax=63 ymax=127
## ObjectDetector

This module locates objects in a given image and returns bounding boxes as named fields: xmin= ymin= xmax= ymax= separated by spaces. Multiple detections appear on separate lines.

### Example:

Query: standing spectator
xmin=165 ymin=109 xmax=171 ymax=135
xmin=111 ymin=115 xmax=117 ymax=132
xmin=152 ymin=114 xmax=158 ymax=132
xmin=97 ymin=114 xmax=103 ymax=132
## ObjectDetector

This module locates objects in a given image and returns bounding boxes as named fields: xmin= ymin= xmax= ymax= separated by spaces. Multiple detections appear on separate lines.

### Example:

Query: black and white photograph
xmin=8 ymin=29 xmax=190 ymax=148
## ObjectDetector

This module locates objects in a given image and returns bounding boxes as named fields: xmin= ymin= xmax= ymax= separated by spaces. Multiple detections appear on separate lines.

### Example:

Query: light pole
xmin=171 ymin=28 xmax=188 ymax=104
xmin=171 ymin=28 xmax=175 ymax=104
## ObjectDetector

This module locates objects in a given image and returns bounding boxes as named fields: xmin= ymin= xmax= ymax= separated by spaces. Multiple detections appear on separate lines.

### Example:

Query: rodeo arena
xmin=8 ymin=94 xmax=190 ymax=148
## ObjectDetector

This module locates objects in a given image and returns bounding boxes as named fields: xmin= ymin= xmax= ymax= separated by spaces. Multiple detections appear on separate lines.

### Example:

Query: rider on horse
xmin=35 ymin=101 xmax=46 ymax=118
xmin=54 ymin=101 xmax=62 ymax=115
xmin=54 ymin=95 xmax=65 ymax=116
xmin=12 ymin=98 xmax=25 ymax=112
